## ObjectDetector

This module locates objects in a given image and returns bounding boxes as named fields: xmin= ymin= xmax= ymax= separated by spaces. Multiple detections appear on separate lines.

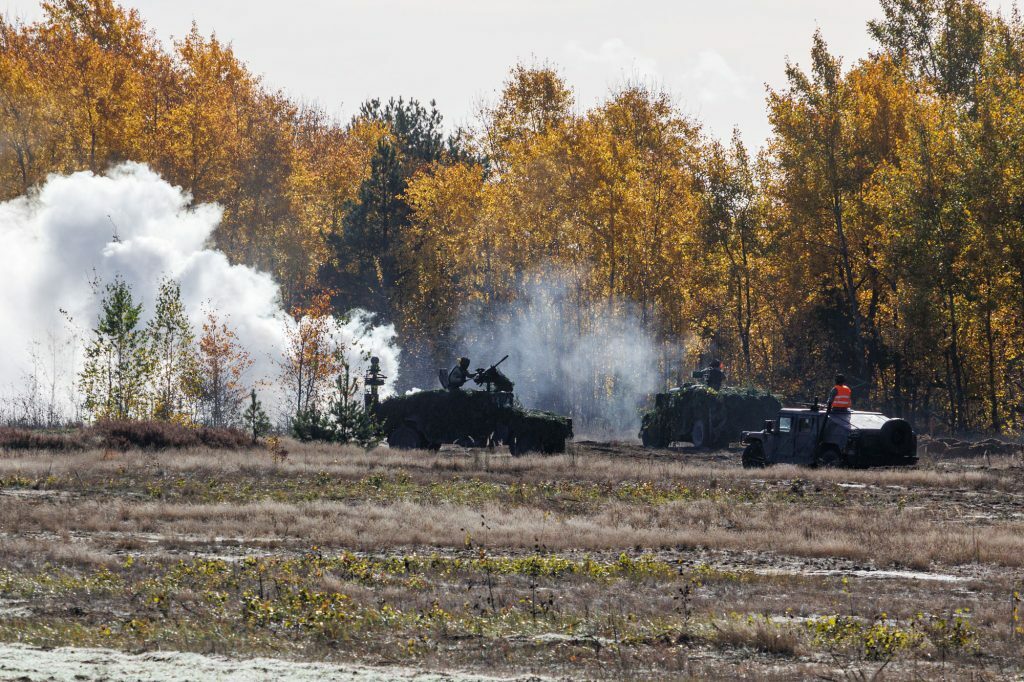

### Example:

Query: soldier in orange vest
xmin=827 ymin=374 xmax=852 ymax=411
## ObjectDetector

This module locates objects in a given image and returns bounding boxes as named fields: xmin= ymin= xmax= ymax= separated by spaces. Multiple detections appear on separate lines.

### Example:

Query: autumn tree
xmin=869 ymin=0 xmax=988 ymax=106
xmin=7 ymin=0 xmax=1024 ymax=433
xmin=196 ymin=311 xmax=252 ymax=428
xmin=280 ymin=293 xmax=343 ymax=421
xmin=695 ymin=130 xmax=773 ymax=382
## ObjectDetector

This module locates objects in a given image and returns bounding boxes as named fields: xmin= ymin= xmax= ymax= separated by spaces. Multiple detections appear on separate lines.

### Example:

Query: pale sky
xmin=2 ymin=1 xmax=1017 ymax=145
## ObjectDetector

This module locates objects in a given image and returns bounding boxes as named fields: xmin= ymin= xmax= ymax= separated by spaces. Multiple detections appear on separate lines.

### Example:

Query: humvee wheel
xmin=641 ymin=427 xmax=668 ymax=448
xmin=691 ymin=420 xmax=708 ymax=448
xmin=742 ymin=441 xmax=766 ymax=468
xmin=509 ymin=432 xmax=539 ymax=457
xmin=387 ymin=425 xmax=426 ymax=450
xmin=814 ymin=445 xmax=845 ymax=468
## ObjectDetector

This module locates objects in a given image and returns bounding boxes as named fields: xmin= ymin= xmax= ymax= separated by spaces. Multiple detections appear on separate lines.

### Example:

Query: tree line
xmin=76 ymin=276 xmax=379 ymax=445
xmin=3 ymin=0 xmax=1023 ymax=433
xmin=78 ymin=276 xmax=257 ymax=426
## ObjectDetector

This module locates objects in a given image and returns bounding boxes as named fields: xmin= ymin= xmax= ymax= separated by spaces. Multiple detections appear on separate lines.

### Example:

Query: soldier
xmin=827 ymin=374 xmax=852 ymax=411
xmin=447 ymin=357 xmax=473 ymax=391
xmin=697 ymin=360 xmax=726 ymax=390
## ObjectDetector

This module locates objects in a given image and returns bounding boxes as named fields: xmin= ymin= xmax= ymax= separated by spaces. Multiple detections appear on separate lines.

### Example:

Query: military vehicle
xmin=740 ymin=404 xmax=917 ymax=468
xmin=640 ymin=383 xmax=781 ymax=449
xmin=374 ymin=356 xmax=573 ymax=455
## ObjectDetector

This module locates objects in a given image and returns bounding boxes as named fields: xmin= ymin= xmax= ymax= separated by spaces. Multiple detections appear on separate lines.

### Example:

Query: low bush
xmin=0 ymin=421 xmax=250 ymax=452
xmin=93 ymin=420 xmax=249 ymax=451
xmin=0 ymin=427 xmax=89 ymax=451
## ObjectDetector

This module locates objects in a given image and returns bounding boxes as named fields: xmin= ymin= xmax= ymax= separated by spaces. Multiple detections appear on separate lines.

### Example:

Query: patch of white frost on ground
xmin=0 ymin=644 xmax=540 ymax=681
xmin=815 ymin=569 xmax=966 ymax=583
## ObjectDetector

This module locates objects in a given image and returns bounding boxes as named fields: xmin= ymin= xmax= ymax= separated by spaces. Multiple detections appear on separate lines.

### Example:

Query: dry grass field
xmin=0 ymin=440 xmax=1022 ymax=680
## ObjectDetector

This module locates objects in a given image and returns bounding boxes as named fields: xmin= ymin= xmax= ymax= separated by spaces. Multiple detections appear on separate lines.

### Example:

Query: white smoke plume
xmin=456 ymin=274 xmax=659 ymax=440
xmin=0 ymin=163 xmax=399 ymax=422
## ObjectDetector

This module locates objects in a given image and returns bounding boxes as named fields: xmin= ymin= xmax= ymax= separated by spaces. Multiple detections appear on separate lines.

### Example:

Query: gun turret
xmin=473 ymin=355 xmax=514 ymax=393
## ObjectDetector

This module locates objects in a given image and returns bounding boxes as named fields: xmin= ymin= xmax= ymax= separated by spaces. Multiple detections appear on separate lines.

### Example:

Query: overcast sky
xmin=2 ymin=1 xmax=1016 ymax=145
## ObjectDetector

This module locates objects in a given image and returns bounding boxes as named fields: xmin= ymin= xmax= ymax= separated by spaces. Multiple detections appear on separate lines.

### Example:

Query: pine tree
xmin=147 ymin=278 xmax=200 ymax=421
xmin=79 ymin=278 xmax=153 ymax=420
xmin=290 ymin=368 xmax=382 ymax=447
xmin=325 ymin=368 xmax=383 ymax=448
xmin=241 ymin=389 xmax=271 ymax=443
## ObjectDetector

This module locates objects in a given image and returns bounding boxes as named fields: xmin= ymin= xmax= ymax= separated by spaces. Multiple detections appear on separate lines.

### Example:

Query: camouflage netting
xmin=374 ymin=390 xmax=572 ymax=454
xmin=640 ymin=384 xmax=781 ymax=448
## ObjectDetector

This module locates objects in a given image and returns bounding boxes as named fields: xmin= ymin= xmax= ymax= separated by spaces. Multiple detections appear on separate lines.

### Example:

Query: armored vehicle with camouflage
xmin=374 ymin=357 xmax=573 ymax=455
xmin=740 ymin=405 xmax=918 ymax=468
xmin=639 ymin=384 xmax=782 ymax=449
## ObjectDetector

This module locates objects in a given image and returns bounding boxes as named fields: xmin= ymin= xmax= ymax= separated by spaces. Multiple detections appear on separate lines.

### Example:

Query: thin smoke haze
xmin=0 ymin=163 xmax=400 ymax=422
xmin=456 ymin=273 xmax=659 ymax=440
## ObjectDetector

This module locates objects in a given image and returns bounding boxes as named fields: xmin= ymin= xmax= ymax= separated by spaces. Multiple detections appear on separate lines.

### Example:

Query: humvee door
xmin=792 ymin=415 xmax=818 ymax=464
xmin=772 ymin=416 xmax=794 ymax=462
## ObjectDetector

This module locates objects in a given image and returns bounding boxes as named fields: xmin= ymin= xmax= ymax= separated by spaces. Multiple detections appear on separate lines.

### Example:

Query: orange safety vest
xmin=832 ymin=384 xmax=852 ymax=409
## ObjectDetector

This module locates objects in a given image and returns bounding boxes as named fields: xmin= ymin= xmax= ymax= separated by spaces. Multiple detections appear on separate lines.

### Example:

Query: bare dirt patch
xmin=0 ymin=643 xmax=528 ymax=681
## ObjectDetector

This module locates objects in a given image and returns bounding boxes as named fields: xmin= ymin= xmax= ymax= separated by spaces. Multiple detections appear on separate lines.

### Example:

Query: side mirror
xmin=764 ymin=420 xmax=774 ymax=433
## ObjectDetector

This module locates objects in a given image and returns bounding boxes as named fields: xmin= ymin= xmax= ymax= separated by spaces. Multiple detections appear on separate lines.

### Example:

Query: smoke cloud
xmin=0 ymin=163 xmax=399 ymax=421
xmin=456 ymin=274 xmax=659 ymax=440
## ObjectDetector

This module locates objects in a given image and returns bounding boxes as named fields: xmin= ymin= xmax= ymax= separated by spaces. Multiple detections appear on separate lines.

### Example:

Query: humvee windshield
xmin=778 ymin=416 xmax=792 ymax=433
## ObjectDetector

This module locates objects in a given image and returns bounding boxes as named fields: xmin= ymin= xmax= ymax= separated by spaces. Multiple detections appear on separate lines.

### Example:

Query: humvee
xmin=740 ymin=405 xmax=917 ymax=468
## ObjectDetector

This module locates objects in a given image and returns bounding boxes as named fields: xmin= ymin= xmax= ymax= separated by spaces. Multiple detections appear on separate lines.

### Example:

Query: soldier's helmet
xmin=458 ymin=357 xmax=470 ymax=370
xmin=711 ymin=360 xmax=722 ymax=369
xmin=835 ymin=373 xmax=845 ymax=385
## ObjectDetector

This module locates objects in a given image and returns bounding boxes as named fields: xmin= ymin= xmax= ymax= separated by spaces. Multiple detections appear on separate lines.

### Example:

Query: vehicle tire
xmin=387 ymin=425 xmax=426 ymax=450
xmin=509 ymin=432 xmax=539 ymax=457
xmin=880 ymin=419 xmax=914 ymax=457
xmin=691 ymin=419 xmax=707 ymax=448
xmin=742 ymin=441 xmax=766 ymax=469
xmin=814 ymin=445 xmax=845 ymax=468
xmin=641 ymin=427 xmax=668 ymax=449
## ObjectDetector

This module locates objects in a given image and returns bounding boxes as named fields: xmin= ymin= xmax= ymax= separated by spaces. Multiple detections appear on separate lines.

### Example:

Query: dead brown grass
xmin=1 ymin=441 xmax=1018 ymax=491
xmin=1 ymin=490 xmax=1022 ymax=569
xmin=0 ymin=441 xmax=1021 ymax=679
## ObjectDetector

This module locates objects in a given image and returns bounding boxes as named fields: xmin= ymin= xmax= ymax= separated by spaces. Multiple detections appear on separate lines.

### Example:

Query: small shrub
xmin=290 ymin=371 xmax=383 ymax=448
xmin=92 ymin=420 xmax=248 ymax=451
xmin=195 ymin=426 xmax=251 ymax=449
xmin=290 ymin=403 xmax=382 ymax=448
xmin=0 ymin=427 xmax=88 ymax=451
xmin=712 ymin=614 xmax=800 ymax=655
xmin=0 ymin=422 xmax=250 ymax=452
